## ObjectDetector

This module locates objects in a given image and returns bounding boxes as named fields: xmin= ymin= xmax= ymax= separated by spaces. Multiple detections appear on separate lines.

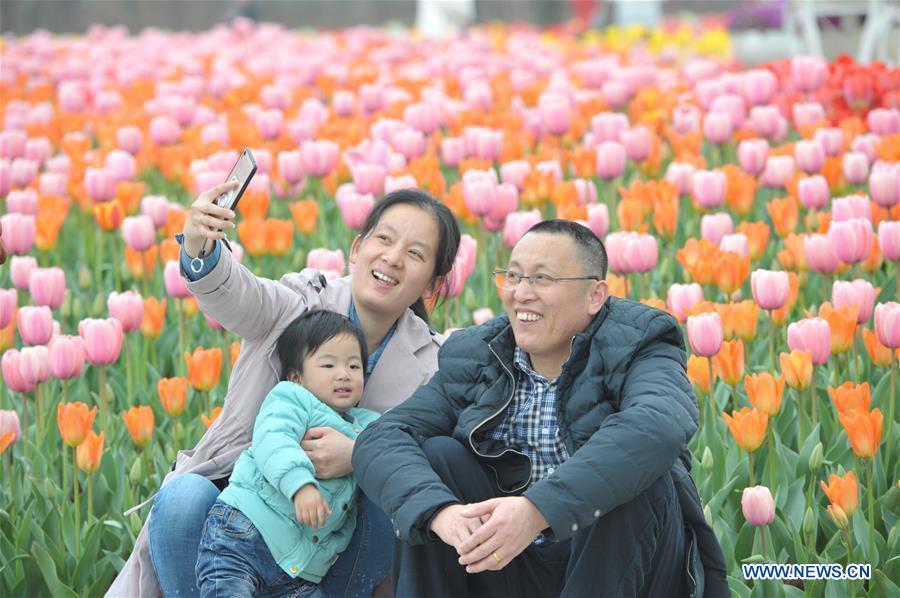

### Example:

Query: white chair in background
xmin=793 ymin=0 xmax=899 ymax=63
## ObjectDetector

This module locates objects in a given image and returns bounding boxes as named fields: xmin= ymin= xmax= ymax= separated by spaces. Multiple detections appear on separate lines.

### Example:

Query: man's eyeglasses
xmin=493 ymin=269 xmax=603 ymax=290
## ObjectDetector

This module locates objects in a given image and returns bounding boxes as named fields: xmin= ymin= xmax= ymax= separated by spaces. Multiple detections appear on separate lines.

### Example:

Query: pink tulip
xmin=351 ymin=164 xmax=386 ymax=196
xmin=105 ymin=149 xmax=137 ymax=183
xmin=337 ymin=190 xmax=375 ymax=231
xmin=1 ymin=350 xmax=35 ymax=393
xmin=701 ymin=213 xmax=733 ymax=245
xmin=117 ymin=125 xmax=143 ymax=155
xmin=591 ymin=112 xmax=629 ymax=142
xmin=687 ymin=311 xmax=723 ymax=357
xmin=462 ymin=171 xmax=498 ymax=217
xmin=751 ymin=269 xmax=789 ymax=310
xmin=595 ymin=141 xmax=626 ymax=180
xmin=140 ymin=195 xmax=170 ymax=228
xmin=867 ymin=108 xmax=900 ymax=136
xmin=255 ymin=109 xmax=284 ymax=140
xmin=0 ymin=130 xmax=26 ymax=159
xmin=792 ymin=102 xmax=826 ymax=128
xmin=787 ymin=317 xmax=831 ymax=365
xmin=78 ymin=317 xmax=124 ymax=366
xmin=832 ymin=280 xmax=875 ymax=324
xmin=10 ymin=158 xmax=38 ymax=188
xmin=813 ymin=128 xmax=844 ymax=157
xmin=48 ymin=335 xmax=86 ymax=380
xmin=737 ymin=139 xmax=769 ymax=175
xmin=19 ymin=345 xmax=50 ymax=385
xmin=277 ymin=150 xmax=304 ymax=186
xmin=749 ymin=105 xmax=781 ymax=138
xmin=832 ymin=195 xmax=872 ymax=222
xmin=539 ymin=97 xmax=572 ymax=136
xmin=503 ymin=210 xmax=542 ymax=248
xmin=573 ymin=179 xmax=597 ymax=205
xmin=804 ymin=234 xmax=840 ymax=274
xmin=251 ymin=148 xmax=273 ymax=175
xmin=108 ymin=290 xmax=144 ymax=333
xmin=672 ymin=104 xmax=701 ymax=134
xmin=332 ymin=90 xmax=356 ymax=117
xmin=586 ymin=203 xmax=609 ymax=238
xmin=6 ymin=188 xmax=39 ymax=215
xmin=869 ymin=168 xmax=899 ymax=208
xmin=878 ymin=221 xmax=900 ymax=261
xmin=392 ymin=129 xmax=426 ymax=161
xmin=472 ymin=308 xmax=495 ymax=326
xmin=456 ymin=235 xmax=478 ymax=280
xmin=10 ymin=256 xmax=37 ymax=290
xmin=842 ymin=152 xmax=869 ymax=185
xmin=828 ymin=219 xmax=873 ymax=264
xmin=28 ymin=267 xmax=65 ymax=309
xmin=0 ymin=410 xmax=21 ymax=445
xmin=742 ymin=70 xmax=778 ymax=106
xmin=797 ymin=176 xmax=829 ymax=210
xmin=261 ymin=84 xmax=292 ymax=110
xmin=0 ymin=214 xmax=35 ymax=255
xmin=873 ymin=302 xmax=900 ymax=349
xmin=703 ymin=112 xmax=733 ymax=145
xmin=619 ymin=126 xmax=651 ymax=162
xmin=39 ymin=172 xmax=68 ymax=198
xmin=665 ymin=162 xmax=696 ymax=195
xmin=440 ymin=138 xmax=465 ymax=167
xmin=201 ymin=122 xmax=230 ymax=146
xmin=720 ymin=233 xmax=749 ymax=257
xmin=17 ymin=305 xmax=52 ymax=346
xmin=626 ymin=233 xmax=659 ymax=273
xmin=463 ymin=127 xmax=503 ymax=161
xmin=121 ymin=215 xmax=156 ymax=252
xmin=851 ymin=133 xmax=879 ymax=163
xmin=164 ymin=260 xmax=191 ymax=299
xmin=742 ymin=486 xmax=775 ymax=527
xmin=384 ymin=174 xmax=418 ymax=195
xmin=84 ymin=167 xmax=116 ymax=203
xmin=0 ymin=288 xmax=16 ymax=329
xmin=486 ymin=183 xmax=519 ymax=224
xmin=761 ymin=156 xmax=795 ymax=188
xmin=307 ymin=248 xmax=345 ymax=275
xmin=667 ymin=283 xmax=704 ymax=322
xmin=404 ymin=102 xmax=440 ymax=135
xmin=602 ymin=80 xmax=628 ymax=108
xmin=149 ymin=115 xmax=181 ymax=145
xmin=500 ymin=161 xmax=531 ymax=191
xmin=794 ymin=140 xmax=825 ymax=174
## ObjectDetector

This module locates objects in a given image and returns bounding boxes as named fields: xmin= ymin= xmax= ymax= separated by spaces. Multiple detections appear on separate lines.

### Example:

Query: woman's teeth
xmin=373 ymin=270 xmax=399 ymax=285
xmin=517 ymin=312 xmax=542 ymax=322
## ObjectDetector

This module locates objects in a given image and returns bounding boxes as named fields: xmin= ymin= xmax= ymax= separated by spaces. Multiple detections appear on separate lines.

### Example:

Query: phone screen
xmin=216 ymin=150 xmax=258 ymax=209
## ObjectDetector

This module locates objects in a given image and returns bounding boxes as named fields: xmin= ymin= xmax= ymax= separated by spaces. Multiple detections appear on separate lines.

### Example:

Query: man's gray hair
xmin=524 ymin=219 xmax=608 ymax=279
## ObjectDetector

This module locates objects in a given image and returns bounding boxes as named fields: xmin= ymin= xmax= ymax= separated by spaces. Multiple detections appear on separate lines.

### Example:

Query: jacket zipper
xmin=467 ymin=342 xmax=532 ymax=493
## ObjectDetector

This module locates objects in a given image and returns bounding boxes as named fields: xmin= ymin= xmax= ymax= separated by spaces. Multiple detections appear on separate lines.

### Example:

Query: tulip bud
xmin=91 ymin=292 xmax=105 ymax=318
xmin=130 ymin=457 xmax=143 ymax=482
xmin=79 ymin=265 xmax=92 ymax=289
xmin=464 ymin=287 xmax=477 ymax=311
xmin=827 ymin=504 xmax=849 ymax=529
xmin=60 ymin=289 xmax=73 ymax=320
xmin=808 ymin=442 xmax=823 ymax=471
xmin=802 ymin=506 xmax=816 ymax=537
xmin=888 ymin=525 xmax=899 ymax=550
xmin=701 ymin=447 xmax=714 ymax=472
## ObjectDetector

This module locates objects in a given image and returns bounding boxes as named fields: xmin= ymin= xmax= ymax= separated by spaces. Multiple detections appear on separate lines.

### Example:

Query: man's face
xmin=501 ymin=232 xmax=608 ymax=376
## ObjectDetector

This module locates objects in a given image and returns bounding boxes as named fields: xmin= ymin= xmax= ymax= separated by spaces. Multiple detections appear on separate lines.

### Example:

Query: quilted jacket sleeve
xmin=252 ymin=382 xmax=318 ymax=501
xmin=524 ymin=312 xmax=698 ymax=541
xmin=352 ymin=335 xmax=475 ymax=545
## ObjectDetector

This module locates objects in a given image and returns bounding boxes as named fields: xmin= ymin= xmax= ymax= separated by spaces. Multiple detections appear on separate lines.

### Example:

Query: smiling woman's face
xmin=349 ymin=203 xmax=440 ymax=319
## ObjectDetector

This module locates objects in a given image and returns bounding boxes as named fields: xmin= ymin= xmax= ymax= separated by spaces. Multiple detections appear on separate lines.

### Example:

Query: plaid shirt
xmin=488 ymin=347 xmax=570 ymax=486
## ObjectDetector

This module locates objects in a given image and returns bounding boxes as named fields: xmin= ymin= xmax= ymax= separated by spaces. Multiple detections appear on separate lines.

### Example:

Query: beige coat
xmin=106 ymin=249 xmax=442 ymax=597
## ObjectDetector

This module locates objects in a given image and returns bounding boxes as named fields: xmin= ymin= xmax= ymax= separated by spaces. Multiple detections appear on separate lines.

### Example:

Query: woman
xmin=106 ymin=183 xmax=461 ymax=597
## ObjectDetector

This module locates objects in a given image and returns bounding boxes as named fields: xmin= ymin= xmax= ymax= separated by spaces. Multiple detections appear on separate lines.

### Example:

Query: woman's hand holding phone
xmin=182 ymin=181 xmax=239 ymax=258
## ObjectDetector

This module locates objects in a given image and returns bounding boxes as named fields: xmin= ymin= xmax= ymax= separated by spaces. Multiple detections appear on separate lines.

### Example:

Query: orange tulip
xmin=1 ymin=311 xmax=16 ymax=352
xmin=723 ymin=164 xmax=757 ymax=217
xmin=158 ymin=377 xmax=189 ymax=418
xmin=116 ymin=181 xmax=145 ymax=214
xmin=722 ymin=407 xmax=768 ymax=452
xmin=731 ymin=300 xmax=760 ymax=341
xmin=237 ymin=217 xmax=267 ymax=257
xmin=140 ymin=297 xmax=166 ymax=339
xmin=677 ymin=239 xmax=720 ymax=285
xmin=735 ymin=221 xmax=770 ymax=262
xmin=767 ymin=196 xmax=799 ymax=238
xmin=640 ymin=298 xmax=672 ymax=317
xmin=828 ymin=381 xmax=871 ymax=415
xmin=606 ymin=273 xmax=627 ymax=298
xmin=201 ymin=406 xmax=223 ymax=429
xmin=820 ymin=471 xmax=859 ymax=520
xmin=165 ymin=208 xmax=188 ymax=239
xmin=125 ymin=244 xmax=159 ymax=280
xmin=93 ymin=199 xmax=125 ymax=231
xmin=776 ymin=233 xmax=808 ymax=272
xmin=237 ymin=188 xmax=270 ymax=221
xmin=617 ymin=199 xmax=648 ymax=232
xmin=159 ymin=238 xmax=180 ymax=263
xmin=745 ymin=372 xmax=785 ymax=416
xmin=687 ymin=355 xmax=714 ymax=395
xmin=231 ymin=341 xmax=242 ymax=367
xmin=714 ymin=339 xmax=744 ymax=386
xmin=57 ymin=402 xmax=98 ymax=447
xmin=185 ymin=347 xmax=223 ymax=392
xmin=0 ymin=431 xmax=14 ymax=455
xmin=180 ymin=296 xmax=200 ymax=317
xmin=780 ymin=350 xmax=813 ymax=390
xmin=76 ymin=431 xmax=104 ymax=474
xmin=265 ymin=218 xmax=294 ymax=257
xmin=838 ymin=407 xmax=882 ymax=459
xmin=862 ymin=328 xmax=898 ymax=367
xmin=715 ymin=252 xmax=750 ymax=295
xmin=35 ymin=210 xmax=66 ymax=251
xmin=818 ymin=301 xmax=858 ymax=355
xmin=123 ymin=405 xmax=154 ymax=448
xmin=685 ymin=301 xmax=718 ymax=318
xmin=290 ymin=199 xmax=319 ymax=236
xmin=859 ymin=236 xmax=883 ymax=273
xmin=651 ymin=195 xmax=679 ymax=240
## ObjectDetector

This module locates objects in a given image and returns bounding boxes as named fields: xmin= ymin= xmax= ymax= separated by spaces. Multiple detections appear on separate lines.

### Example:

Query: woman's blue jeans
xmin=147 ymin=473 xmax=392 ymax=598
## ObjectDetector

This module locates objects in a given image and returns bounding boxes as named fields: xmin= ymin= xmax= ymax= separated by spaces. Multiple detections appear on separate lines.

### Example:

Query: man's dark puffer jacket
xmin=353 ymin=297 xmax=729 ymax=596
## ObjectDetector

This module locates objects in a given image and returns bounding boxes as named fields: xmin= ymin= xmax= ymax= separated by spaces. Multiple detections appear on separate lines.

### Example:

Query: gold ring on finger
xmin=491 ymin=551 xmax=501 ymax=563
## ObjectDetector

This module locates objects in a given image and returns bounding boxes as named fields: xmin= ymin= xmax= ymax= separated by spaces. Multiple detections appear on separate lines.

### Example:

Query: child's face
xmin=293 ymin=333 xmax=364 ymax=412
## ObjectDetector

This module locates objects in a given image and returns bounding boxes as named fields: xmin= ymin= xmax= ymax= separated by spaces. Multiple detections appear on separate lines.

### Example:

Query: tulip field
xmin=0 ymin=18 xmax=899 ymax=596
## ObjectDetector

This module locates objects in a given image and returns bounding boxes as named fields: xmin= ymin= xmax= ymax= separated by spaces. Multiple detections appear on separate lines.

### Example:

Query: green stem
xmin=87 ymin=474 xmax=94 ymax=522
xmin=99 ymin=366 xmax=108 ymax=434
xmin=747 ymin=451 xmax=755 ymax=486
xmin=730 ymin=384 xmax=738 ymax=412
xmin=767 ymin=427 xmax=776 ymax=490
xmin=851 ymin=330 xmax=859 ymax=382
xmin=811 ymin=365 xmax=818 ymax=429
xmin=34 ymin=383 xmax=41 ymax=445
xmin=73 ymin=447 xmax=81 ymax=561
xmin=768 ymin=309 xmax=775 ymax=372
xmin=798 ymin=388 xmax=806 ymax=448
xmin=708 ymin=357 xmax=716 ymax=424
xmin=125 ymin=332 xmax=133 ymax=406
xmin=843 ymin=526 xmax=854 ymax=567
xmin=887 ymin=359 xmax=896 ymax=474
xmin=759 ymin=525 xmax=768 ymax=561
xmin=867 ymin=458 xmax=875 ymax=564
xmin=178 ymin=300 xmax=185 ymax=377
xmin=62 ymin=440 xmax=68 ymax=511
xmin=111 ymin=233 xmax=121 ymax=291
xmin=142 ymin=448 xmax=152 ymax=496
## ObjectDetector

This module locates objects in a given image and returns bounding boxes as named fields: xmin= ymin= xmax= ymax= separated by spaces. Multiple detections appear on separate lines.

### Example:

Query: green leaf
xmin=30 ymin=542 xmax=78 ymax=598
xmin=872 ymin=568 xmax=900 ymax=598
xmin=727 ymin=575 xmax=752 ymax=598
xmin=795 ymin=423 xmax=821 ymax=478
xmin=735 ymin=521 xmax=755 ymax=563
xmin=707 ymin=474 xmax=740 ymax=515
xmin=72 ymin=522 xmax=105 ymax=590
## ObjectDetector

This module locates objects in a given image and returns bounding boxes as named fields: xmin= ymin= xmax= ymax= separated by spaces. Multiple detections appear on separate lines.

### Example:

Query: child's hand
xmin=293 ymin=484 xmax=332 ymax=529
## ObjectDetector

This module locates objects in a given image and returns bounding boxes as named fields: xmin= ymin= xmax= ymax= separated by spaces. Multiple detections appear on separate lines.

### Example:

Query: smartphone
xmin=216 ymin=149 xmax=258 ymax=210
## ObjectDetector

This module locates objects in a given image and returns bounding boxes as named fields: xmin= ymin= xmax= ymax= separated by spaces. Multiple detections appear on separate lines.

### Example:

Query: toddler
xmin=196 ymin=310 xmax=379 ymax=597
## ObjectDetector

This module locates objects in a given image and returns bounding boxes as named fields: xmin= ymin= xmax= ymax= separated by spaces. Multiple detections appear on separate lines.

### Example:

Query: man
xmin=353 ymin=220 xmax=728 ymax=597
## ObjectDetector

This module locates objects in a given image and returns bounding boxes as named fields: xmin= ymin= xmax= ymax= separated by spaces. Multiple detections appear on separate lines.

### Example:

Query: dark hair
xmin=358 ymin=188 xmax=461 ymax=323
xmin=525 ymin=219 xmax=608 ymax=279
xmin=275 ymin=310 xmax=368 ymax=381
